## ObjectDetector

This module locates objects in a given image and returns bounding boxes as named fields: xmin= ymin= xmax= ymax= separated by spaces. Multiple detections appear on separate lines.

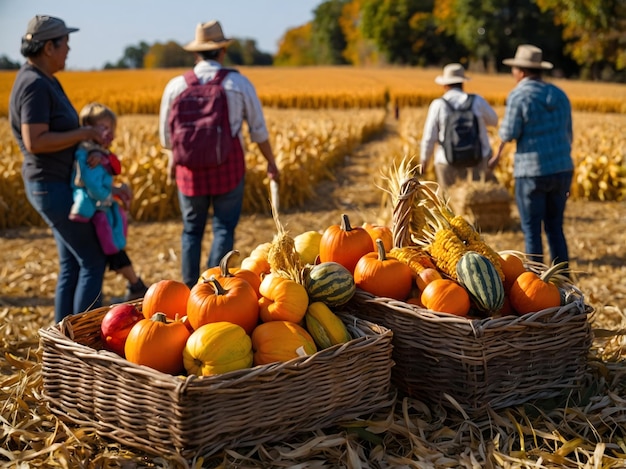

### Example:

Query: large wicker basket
xmin=340 ymin=289 xmax=593 ymax=414
xmin=38 ymin=306 xmax=394 ymax=462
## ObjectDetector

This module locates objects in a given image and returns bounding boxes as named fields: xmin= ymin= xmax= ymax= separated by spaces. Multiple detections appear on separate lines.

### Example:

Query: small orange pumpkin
xmin=141 ymin=279 xmax=190 ymax=320
xmin=187 ymin=276 xmax=259 ymax=334
xmin=124 ymin=313 xmax=190 ymax=375
xmin=362 ymin=222 xmax=393 ymax=252
xmin=319 ymin=213 xmax=373 ymax=274
xmin=258 ymin=273 xmax=309 ymax=323
xmin=200 ymin=250 xmax=261 ymax=298
xmin=251 ymin=320 xmax=317 ymax=366
xmin=421 ymin=278 xmax=470 ymax=316
xmin=353 ymin=239 xmax=413 ymax=300
xmin=509 ymin=262 xmax=565 ymax=315
xmin=498 ymin=251 xmax=527 ymax=292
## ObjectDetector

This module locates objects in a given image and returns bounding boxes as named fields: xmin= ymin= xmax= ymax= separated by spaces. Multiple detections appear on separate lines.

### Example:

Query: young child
xmin=70 ymin=102 xmax=148 ymax=302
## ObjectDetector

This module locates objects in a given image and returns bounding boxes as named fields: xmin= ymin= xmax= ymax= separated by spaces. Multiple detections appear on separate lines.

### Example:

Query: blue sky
xmin=0 ymin=0 xmax=321 ymax=70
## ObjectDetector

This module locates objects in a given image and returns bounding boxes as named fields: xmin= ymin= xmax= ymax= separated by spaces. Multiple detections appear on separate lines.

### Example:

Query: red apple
xmin=100 ymin=303 xmax=144 ymax=356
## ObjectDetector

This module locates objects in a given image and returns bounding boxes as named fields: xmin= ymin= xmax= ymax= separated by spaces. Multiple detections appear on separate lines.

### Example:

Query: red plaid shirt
xmin=175 ymin=138 xmax=245 ymax=196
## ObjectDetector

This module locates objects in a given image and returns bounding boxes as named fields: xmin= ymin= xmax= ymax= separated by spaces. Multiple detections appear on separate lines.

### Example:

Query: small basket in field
xmin=38 ymin=305 xmax=394 ymax=462
xmin=446 ymin=180 xmax=513 ymax=232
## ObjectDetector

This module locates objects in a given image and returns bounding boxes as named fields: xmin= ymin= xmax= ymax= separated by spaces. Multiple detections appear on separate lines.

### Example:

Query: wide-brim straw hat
xmin=434 ymin=63 xmax=470 ymax=85
xmin=503 ymin=44 xmax=553 ymax=70
xmin=183 ymin=20 xmax=233 ymax=52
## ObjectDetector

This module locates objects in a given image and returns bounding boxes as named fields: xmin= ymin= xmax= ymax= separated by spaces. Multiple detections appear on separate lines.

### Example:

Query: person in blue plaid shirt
xmin=490 ymin=44 xmax=573 ymax=269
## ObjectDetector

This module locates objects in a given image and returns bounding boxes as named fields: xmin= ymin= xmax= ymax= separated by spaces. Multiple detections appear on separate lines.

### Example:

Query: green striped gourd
xmin=456 ymin=251 xmax=505 ymax=314
xmin=304 ymin=262 xmax=356 ymax=307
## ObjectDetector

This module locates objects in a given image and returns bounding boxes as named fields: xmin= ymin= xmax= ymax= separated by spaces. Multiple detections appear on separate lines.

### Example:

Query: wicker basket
xmin=38 ymin=306 xmax=394 ymax=461
xmin=340 ymin=289 xmax=593 ymax=414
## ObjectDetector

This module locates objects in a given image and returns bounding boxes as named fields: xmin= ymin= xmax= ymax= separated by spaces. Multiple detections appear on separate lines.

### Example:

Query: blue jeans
xmin=24 ymin=180 xmax=106 ymax=323
xmin=177 ymin=179 xmax=245 ymax=288
xmin=515 ymin=171 xmax=572 ymax=266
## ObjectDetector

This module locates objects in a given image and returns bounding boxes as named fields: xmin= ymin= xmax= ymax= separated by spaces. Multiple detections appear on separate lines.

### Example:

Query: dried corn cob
xmin=427 ymin=227 xmax=469 ymax=280
xmin=389 ymin=246 xmax=436 ymax=275
xmin=447 ymin=215 xmax=504 ymax=282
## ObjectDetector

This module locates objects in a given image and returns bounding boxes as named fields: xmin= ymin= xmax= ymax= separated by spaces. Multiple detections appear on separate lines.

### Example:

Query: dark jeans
xmin=24 ymin=180 xmax=106 ymax=323
xmin=177 ymin=178 xmax=245 ymax=288
xmin=515 ymin=171 xmax=573 ymax=266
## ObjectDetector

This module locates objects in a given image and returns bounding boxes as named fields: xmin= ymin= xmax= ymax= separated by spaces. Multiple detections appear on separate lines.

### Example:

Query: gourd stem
xmin=219 ymin=250 xmax=240 ymax=277
xmin=540 ymin=261 xmax=568 ymax=283
xmin=151 ymin=312 xmax=168 ymax=323
xmin=340 ymin=213 xmax=353 ymax=232
xmin=208 ymin=275 xmax=227 ymax=295
xmin=375 ymin=238 xmax=387 ymax=261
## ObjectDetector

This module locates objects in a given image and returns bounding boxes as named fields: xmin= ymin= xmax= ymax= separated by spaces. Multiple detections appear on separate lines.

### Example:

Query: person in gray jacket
xmin=420 ymin=63 xmax=498 ymax=192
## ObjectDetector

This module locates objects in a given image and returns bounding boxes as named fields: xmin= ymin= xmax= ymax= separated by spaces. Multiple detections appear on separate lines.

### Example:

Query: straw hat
xmin=503 ymin=44 xmax=553 ymax=70
xmin=434 ymin=63 xmax=470 ymax=85
xmin=183 ymin=20 xmax=233 ymax=52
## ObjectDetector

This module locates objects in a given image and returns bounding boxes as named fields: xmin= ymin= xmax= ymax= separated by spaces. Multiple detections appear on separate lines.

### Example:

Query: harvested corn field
xmin=2 ymin=109 xmax=626 ymax=468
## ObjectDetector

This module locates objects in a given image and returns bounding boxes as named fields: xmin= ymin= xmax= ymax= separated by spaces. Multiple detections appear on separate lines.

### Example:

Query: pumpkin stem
xmin=540 ymin=261 xmax=569 ymax=284
xmin=208 ymin=275 xmax=227 ymax=295
xmin=375 ymin=238 xmax=387 ymax=261
xmin=151 ymin=312 xmax=168 ymax=323
xmin=219 ymin=250 xmax=240 ymax=277
xmin=340 ymin=213 xmax=353 ymax=232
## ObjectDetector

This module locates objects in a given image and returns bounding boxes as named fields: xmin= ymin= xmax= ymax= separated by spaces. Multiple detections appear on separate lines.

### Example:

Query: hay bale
xmin=447 ymin=181 xmax=513 ymax=232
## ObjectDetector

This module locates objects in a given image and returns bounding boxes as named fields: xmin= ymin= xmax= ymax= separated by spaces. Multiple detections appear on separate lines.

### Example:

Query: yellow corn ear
xmin=428 ymin=228 xmax=468 ymax=280
xmin=449 ymin=215 xmax=481 ymax=243
xmin=449 ymin=215 xmax=504 ymax=282
xmin=389 ymin=247 xmax=436 ymax=275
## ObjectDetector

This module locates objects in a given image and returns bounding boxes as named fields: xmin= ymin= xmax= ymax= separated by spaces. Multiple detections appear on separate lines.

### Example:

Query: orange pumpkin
xmin=200 ymin=250 xmax=261 ymax=298
xmin=141 ymin=279 xmax=190 ymax=320
xmin=319 ymin=213 xmax=374 ymax=274
xmin=251 ymin=320 xmax=317 ymax=366
xmin=362 ymin=222 xmax=393 ymax=252
xmin=420 ymin=278 xmax=470 ymax=316
xmin=187 ymin=276 xmax=259 ymax=334
xmin=258 ymin=273 xmax=309 ymax=323
xmin=498 ymin=251 xmax=527 ymax=292
xmin=509 ymin=262 xmax=565 ymax=315
xmin=124 ymin=313 xmax=190 ymax=375
xmin=353 ymin=239 xmax=413 ymax=300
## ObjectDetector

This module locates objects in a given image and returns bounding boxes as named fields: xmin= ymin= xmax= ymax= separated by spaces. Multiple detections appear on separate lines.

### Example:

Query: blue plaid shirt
xmin=499 ymin=78 xmax=573 ymax=178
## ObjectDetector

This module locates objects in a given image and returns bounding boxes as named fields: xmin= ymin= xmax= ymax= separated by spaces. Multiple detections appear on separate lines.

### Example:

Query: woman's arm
xmin=21 ymin=123 xmax=104 ymax=154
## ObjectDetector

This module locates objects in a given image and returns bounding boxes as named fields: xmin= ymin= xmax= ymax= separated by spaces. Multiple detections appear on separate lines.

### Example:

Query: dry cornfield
xmin=2 ymin=68 xmax=626 ymax=468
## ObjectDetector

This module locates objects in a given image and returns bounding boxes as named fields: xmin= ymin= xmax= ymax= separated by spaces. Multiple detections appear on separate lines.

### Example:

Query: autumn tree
xmin=311 ymin=0 xmax=350 ymax=64
xmin=274 ymin=24 xmax=317 ymax=66
xmin=433 ymin=0 xmax=567 ymax=73
xmin=227 ymin=39 xmax=273 ymax=66
xmin=535 ymin=0 xmax=626 ymax=80
xmin=143 ymin=41 xmax=194 ymax=68
xmin=339 ymin=0 xmax=380 ymax=65
xmin=360 ymin=0 xmax=446 ymax=65
xmin=104 ymin=42 xmax=150 ymax=69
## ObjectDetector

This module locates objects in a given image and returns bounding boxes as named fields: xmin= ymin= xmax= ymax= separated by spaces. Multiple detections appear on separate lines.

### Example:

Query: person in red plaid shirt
xmin=159 ymin=20 xmax=279 ymax=289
